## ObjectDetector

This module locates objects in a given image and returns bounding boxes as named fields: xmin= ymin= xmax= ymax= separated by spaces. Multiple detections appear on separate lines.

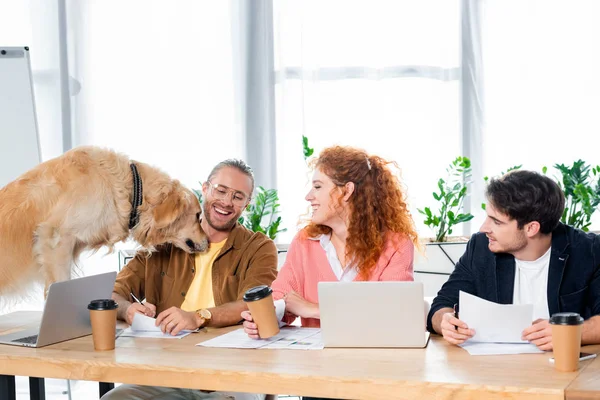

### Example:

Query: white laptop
xmin=318 ymin=281 xmax=430 ymax=348
xmin=0 ymin=272 xmax=117 ymax=348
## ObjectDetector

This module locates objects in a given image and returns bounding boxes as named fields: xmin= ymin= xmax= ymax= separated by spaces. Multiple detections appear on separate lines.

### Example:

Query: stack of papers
xmin=198 ymin=327 xmax=323 ymax=350
xmin=120 ymin=314 xmax=194 ymax=339
xmin=458 ymin=291 xmax=543 ymax=355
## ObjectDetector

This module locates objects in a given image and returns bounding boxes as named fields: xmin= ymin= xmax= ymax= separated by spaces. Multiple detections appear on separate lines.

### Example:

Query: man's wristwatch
xmin=195 ymin=308 xmax=212 ymax=328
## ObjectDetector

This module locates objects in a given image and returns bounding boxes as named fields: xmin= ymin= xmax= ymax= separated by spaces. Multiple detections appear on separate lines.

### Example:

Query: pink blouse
xmin=271 ymin=231 xmax=414 ymax=327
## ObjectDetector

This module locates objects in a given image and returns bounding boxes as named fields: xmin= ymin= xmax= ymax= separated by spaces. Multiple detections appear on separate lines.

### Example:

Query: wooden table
xmin=1 ymin=311 xmax=599 ymax=400
xmin=566 ymin=355 xmax=600 ymax=399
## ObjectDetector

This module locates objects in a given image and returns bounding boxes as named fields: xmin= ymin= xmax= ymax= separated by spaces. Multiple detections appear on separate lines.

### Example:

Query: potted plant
xmin=415 ymin=156 xmax=474 ymax=277
xmin=548 ymin=160 xmax=600 ymax=232
xmin=238 ymin=186 xmax=286 ymax=240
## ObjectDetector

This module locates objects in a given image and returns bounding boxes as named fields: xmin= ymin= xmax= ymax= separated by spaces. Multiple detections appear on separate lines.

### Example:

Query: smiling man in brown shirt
xmin=104 ymin=160 xmax=277 ymax=400
xmin=112 ymin=159 xmax=278 ymax=333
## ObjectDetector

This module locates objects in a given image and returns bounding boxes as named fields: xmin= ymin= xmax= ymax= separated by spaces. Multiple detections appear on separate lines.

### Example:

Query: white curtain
xmin=273 ymin=0 xmax=461 ymax=242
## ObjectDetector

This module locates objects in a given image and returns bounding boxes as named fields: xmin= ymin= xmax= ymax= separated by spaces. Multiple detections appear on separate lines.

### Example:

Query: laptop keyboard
xmin=12 ymin=334 xmax=38 ymax=344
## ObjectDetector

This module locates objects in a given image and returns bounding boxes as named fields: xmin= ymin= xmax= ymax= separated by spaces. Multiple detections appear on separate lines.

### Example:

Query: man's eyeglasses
xmin=206 ymin=181 xmax=250 ymax=207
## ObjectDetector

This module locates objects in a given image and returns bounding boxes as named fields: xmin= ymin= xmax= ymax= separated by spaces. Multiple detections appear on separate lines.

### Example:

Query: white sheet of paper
xmin=131 ymin=314 xmax=161 ymax=332
xmin=197 ymin=327 xmax=322 ymax=350
xmin=197 ymin=328 xmax=277 ymax=349
xmin=120 ymin=327 xmax=191 ymax=339
xmin=122 ymin=313 xmax=192 ymax=339
xmin=459 ymin=291 xmax=533 ymax=343
xmin=460 ymin=342 xmax=543 ymax=355
xmin=261 ymin=330 xmax=323 ymax=350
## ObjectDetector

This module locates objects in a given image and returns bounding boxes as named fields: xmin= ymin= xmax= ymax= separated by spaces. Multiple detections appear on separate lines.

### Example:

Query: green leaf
xmin=552 ymin=159 xmax=600 ymax=230
xmin=237 ymin=186 xmax=286 ymax=240
xmin=302 ymin=135 xmax=314 ymax=160
xmin=454 ymin=214 xmax=475 ymax=223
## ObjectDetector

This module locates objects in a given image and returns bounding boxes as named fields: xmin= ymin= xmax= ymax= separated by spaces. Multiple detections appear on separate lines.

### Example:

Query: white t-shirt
xmin=512 ymin=247 xmax=551 ymax=321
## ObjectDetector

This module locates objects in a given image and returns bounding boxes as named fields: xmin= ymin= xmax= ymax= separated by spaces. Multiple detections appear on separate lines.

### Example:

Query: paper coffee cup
xmin=243 ymin=285 xmax=279 ymax=339
xmin=88 ymin=299 xmax=118 ymax=351
xmin=550 ymin=312 xmax=584 ymax=372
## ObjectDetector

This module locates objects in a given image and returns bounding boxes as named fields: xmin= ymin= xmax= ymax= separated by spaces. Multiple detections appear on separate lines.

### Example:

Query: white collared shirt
xmin=276 ymin=233 xmax=358 ymax=324
xmin=309 ymin=233 xmax=358 ymax=282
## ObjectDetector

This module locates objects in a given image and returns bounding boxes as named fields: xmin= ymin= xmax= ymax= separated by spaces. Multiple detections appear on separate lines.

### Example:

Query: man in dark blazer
xmin=427 ymin=170 xmax=600 ymax=350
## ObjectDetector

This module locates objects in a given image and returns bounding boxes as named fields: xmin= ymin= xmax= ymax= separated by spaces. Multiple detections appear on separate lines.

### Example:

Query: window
xmin=273 ymin=0 xmax=461 ymax=241
xmin=479 ymin=0 xmax=600 ymax=228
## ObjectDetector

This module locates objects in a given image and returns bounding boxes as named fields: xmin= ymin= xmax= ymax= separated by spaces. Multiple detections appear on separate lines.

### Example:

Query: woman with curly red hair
xmin=242 ymin=145 xmax=418 ymax=333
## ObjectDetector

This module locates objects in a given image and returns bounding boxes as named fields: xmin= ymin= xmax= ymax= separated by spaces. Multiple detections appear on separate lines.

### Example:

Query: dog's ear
xmin=153 ymin=191 xmax=185 ymax=229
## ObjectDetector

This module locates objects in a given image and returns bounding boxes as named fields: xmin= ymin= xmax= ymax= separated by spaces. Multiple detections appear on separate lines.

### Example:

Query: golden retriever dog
xmin=0 ymin=146 xmax=208 ymax=299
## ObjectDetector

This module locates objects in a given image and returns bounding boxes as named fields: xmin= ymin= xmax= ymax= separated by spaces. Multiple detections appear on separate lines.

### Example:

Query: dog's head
xmin=145 ymin=186 xmax=209 ymax=253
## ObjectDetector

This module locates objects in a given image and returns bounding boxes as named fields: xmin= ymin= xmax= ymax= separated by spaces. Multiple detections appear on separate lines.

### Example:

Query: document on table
xmin=458 ymin=291 xmax=543 ymax=355
xmin=120 ymin=314 xmax=193 ymax=339
xmin=460 ymin=342 xmax=543 ymax=355
xmin=197 ymin=327 xmax=323 ymax=350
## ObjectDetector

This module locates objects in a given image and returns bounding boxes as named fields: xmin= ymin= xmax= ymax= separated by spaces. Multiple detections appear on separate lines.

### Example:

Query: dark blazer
xmin=427 ymin=223 xmax=600 ymax=333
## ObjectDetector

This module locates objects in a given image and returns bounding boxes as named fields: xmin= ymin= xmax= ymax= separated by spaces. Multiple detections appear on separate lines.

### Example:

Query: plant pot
xmin=414 ymin=239 xmax=468 ymax=297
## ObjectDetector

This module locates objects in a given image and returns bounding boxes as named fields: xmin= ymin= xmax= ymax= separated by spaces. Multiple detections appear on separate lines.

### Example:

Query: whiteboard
xmin=0 ymin=46 xmax=41 ymax=188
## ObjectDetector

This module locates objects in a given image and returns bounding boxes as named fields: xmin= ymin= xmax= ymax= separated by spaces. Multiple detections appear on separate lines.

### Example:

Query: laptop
xmin=0 ymin=271 xmax=117 ymax=348
xmin=318 ymin=281 xmax=430 ymax=348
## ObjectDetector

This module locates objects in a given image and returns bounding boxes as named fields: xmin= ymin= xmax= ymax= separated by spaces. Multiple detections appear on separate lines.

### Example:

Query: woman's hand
xmin=241 ymin=310 xmax=260 ymax=339
xmin=284 ymin=291 xmax=320 ymax=319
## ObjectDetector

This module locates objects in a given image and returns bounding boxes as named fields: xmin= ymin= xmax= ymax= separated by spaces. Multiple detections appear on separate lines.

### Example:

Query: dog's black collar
xmin=129 ymin=163 xmax=143 ymax=230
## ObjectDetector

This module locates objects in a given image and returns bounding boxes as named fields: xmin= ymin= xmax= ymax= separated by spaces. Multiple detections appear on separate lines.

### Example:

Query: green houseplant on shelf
xmin=548 ymin=160 xmax=600 ymax=232
xmin=415 ymin=156 xmax=474 ymax=275
xmin=418 ymin=156 xmax=474 ymax=243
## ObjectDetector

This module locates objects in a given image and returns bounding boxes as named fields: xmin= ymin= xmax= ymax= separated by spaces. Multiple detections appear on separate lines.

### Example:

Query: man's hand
xmin=522 ymin=319 xmax=553 ymax=351
xmin=155 ymin=307 xmax=201 ymax=336
xmin=125 ymin=302 xmax=156 ymax=325
xmin=241 ymin=310 xmax=260 ymax=339
xmin=284 ymin=291 xmax=319 ymax=319
xmin=440 ymin=312 xmax=475 ymax=345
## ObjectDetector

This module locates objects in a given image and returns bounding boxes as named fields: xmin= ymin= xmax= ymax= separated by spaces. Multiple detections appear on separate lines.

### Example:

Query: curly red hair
xmin=304 ymin=146 xmax=419 ymax=279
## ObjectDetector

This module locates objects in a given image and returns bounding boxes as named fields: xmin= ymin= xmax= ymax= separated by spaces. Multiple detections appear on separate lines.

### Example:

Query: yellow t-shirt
xmin=180 ymin=238 xmax=227 ymax=312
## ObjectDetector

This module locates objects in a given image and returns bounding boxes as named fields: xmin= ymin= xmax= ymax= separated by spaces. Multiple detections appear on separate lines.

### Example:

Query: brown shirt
xmin=113 ymin=223 xmax=278 ymax=314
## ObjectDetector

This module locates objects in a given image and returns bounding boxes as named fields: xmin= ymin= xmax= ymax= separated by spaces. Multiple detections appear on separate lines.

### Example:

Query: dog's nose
xmin=186 ymin=238 xmax=208 ymax=253
xmin=185 ymin=239 xmax=195 ymax=251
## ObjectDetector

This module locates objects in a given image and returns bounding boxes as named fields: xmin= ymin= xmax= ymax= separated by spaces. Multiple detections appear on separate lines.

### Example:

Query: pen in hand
xmin=453 ymin=303 xmax=459 ymax=331
xmin=130 ymin=292 xmax=145 ymax=306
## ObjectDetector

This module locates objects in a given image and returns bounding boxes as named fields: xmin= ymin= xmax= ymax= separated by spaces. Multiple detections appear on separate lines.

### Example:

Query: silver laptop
xmin=318 ymin=281 xmax=430 ymax=348
xmin=0 ymin=272 xmax=117 ymax=348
